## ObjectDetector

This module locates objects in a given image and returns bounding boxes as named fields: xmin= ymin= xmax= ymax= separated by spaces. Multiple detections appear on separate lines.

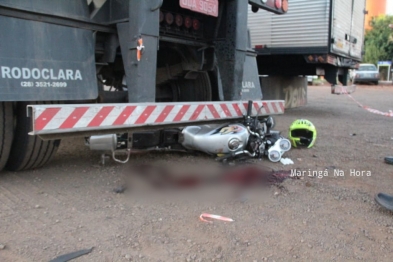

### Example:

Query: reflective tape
xmin=29 ymin=100 xmax=285 ymax=135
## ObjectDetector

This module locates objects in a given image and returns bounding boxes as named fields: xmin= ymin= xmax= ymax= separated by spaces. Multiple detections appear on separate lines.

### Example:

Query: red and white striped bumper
xmin=28 ymin=101 xmax=285 ymax=137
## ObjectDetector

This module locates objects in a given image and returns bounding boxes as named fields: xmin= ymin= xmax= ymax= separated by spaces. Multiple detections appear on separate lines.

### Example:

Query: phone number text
xmin=21 ymin=81 xmax=67 ymax=88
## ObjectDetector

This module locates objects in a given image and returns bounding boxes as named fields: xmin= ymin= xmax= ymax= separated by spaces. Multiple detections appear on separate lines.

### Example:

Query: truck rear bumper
xmin=28 ymin=101 xmax=285 ymax=139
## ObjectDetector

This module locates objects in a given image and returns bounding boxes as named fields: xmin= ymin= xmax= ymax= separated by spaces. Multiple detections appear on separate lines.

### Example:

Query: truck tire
xmin=177 ymin=72 xmax=212 ymax=101
xmin=0 ymin=102 xmax=14 ymax=172
xmin=5 ymin=102 xmax=61 ymax=171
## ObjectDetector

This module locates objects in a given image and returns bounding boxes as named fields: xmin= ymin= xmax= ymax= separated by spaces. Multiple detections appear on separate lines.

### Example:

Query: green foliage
xmin=363 ymin=15 xmax=393 ymax=65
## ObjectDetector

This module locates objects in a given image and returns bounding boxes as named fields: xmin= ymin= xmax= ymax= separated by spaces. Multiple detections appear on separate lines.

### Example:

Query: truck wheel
xmin=5 ymin=102 xmax=61 ymax=171
xmin=0 ymin=102 xmax=14 ymax=171
xmin=177 ymin=72 xmax=212 ymax=101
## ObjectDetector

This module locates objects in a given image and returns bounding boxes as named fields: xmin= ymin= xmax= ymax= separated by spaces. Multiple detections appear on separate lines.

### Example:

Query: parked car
xmin=352 ymin=64 xmax=379 ymax=85
xmin=307 ymin=75 xmax=318 ymax=84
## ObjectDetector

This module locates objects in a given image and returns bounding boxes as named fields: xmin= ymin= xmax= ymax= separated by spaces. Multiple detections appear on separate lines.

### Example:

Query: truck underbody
xmin=0 ymin=0 xmax=288 ymax=171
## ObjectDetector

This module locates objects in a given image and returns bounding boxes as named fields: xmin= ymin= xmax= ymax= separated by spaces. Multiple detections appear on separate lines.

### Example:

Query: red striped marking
xmin=173 ymin=105 xmax=190 ymax=122
xmin=271 ymin=102 xmax=278 ymax=113
xmin=35 ymin=108 xmax=61 ymax=131
xmin=135 ymin=105 xmax=156 ymax=124
xmin=33 ymin=102 xmax=285 ymax=133
xmin=242 ymin=102 xmax=259 ymax=116
xmin=59 ymin=107 xmax=89 ymax=129
xmin=190 ymin=105 xmax=205 ymax=121
xmin=87 ymin=106 xmax=114 ymax=127
xmin=155 ymin=105 xmax=174 ymax=123
xmin=113 ymin=106 xmax=136 ymax=126
xmin=220 ymin=104 xmax=232 ymax=117
xmin=232 ymin=103 xmax=243 ymax=116
xmin=242 ymin=102 xmax=248 ymax=112
xmin=263 ymin=102 xmax=271 ymax=114
xmin=207 ymin=105 xmax=220 ymax=119
xmin=279 ymin=102 xmax=285 ymax=112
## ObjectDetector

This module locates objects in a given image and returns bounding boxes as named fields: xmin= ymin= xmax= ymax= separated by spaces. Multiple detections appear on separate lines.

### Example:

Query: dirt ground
xmin=1 ymin=83 xmax=393 ymax=262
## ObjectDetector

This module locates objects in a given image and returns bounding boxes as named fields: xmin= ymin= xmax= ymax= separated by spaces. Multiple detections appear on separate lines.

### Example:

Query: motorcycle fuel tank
xmin=180 ymin=124 xmax=249 ymax=155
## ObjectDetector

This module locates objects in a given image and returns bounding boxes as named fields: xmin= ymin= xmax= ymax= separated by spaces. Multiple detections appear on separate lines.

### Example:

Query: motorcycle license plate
xmin=179 ymin=0 xmax=219 ymax=17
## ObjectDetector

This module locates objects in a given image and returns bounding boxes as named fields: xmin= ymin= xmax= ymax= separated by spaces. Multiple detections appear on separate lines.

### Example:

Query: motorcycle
xmin=86 ymin=101 xmax=291 ymax=164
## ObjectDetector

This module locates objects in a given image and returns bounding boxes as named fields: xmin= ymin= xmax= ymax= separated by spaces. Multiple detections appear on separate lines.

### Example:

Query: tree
xmin=363 ymin=15 xmax=393 ymax=65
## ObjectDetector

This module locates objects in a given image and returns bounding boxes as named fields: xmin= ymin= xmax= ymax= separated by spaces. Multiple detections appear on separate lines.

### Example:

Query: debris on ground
xmin=331 ymin=84 xmax=356 ymax=94
xmin=199 ymin=213 xmax=234 ymax=223
xmin=280 ymin=158 xmax=294 ymax=165
xmin=384 ymin=156 xmax=393 ymax=165
xmin=0 ymin=244 xmax=5 ymax=250
xmin=113 ymin=185 xmax=127 ymax=194
xmin=375 ymin=193 xmax=393 ymax=212
xmin=49 ymin=247 xmax=94 ymax=262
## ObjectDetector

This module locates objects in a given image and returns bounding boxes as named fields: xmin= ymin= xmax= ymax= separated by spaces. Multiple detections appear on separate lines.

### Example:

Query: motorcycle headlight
xmin=228 ymin=138 xmax=242 ymax=151
xmin=279 ymin=138 xmax=291 ymax=151
xmin=266 ymin=138 xmax=290 ymax=162
xmin=268 ymin=149 xmax=281 ymax=162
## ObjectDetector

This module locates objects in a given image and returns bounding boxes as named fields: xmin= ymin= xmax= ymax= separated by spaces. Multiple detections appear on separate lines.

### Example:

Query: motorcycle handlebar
xmin=246 ymin=100 xmax=253 ymax=118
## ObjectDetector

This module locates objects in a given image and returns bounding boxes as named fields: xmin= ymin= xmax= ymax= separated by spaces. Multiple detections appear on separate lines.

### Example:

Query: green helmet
xmin=289 ymin=119 xmax=317 ymax=148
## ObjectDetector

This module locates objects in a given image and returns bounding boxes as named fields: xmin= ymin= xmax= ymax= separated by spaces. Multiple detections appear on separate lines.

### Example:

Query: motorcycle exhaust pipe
xmin=235 ymin=150 xmax=256 ymax=157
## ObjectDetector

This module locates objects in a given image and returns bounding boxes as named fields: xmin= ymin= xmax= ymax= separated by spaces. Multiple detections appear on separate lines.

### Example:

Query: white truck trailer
xmin=248 ymin=0 xmax=366 ymax=105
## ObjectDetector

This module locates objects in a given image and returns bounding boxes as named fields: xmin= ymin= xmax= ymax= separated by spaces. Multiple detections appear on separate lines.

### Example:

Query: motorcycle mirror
xmin=266 ymin=116 xmax=275 ymax=129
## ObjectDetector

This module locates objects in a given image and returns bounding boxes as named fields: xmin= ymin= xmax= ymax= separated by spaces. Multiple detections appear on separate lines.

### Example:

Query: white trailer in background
xmin=248 ymin=0 xmax=366 ymax=106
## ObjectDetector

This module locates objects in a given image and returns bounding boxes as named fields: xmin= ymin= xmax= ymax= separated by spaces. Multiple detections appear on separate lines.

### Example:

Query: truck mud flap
xmin=260 ymin=76 xmax=307 ymax=109
xmin=0 ymin=16 xmax=97 ymax=101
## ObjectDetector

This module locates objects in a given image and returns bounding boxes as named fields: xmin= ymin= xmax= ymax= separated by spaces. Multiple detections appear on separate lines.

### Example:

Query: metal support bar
xmin=117 ymin=0 xmax=161 ymax=102
xmin=215 ymin=0 xmax=248 ymax=100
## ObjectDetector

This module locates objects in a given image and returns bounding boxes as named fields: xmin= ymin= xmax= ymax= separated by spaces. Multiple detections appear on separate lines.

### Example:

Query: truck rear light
xmin=184 ymin=16 xmax=192 ymax=29
xmin=282 ymin=0 xmax=288 ymax=12
xmin=275 ymin=0 xmax=282 ymax=9
xmin=165 ymin=12 xmax=174 ymax=25
xmin=356 ymin=74 xmax=359 ymax=78
xmin=175 ymin=14 xmax=183 ymax=27
xmin=192 ymin=19 xmax=200 ymax=31
xmin=160 ymin=11 xmax=164 ymax=23
xmin=375 ymin=73 xmax=379 ymax=78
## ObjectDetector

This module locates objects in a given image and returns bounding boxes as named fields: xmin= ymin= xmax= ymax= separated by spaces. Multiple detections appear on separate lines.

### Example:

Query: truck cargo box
xmin=248 ymin=0 xmax=366 ymax=61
